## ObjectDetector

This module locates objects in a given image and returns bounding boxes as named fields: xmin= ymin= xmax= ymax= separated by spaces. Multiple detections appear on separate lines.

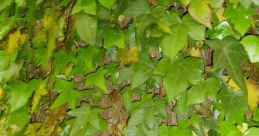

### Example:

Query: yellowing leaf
xmin=228 ymin=79 xmax=241 ymax=91
xmin=247 ymin=79 xmax=259 ymax=111
xmin=63 ymin=63 xmax=74 ymax=76
xmin=188 ymin=0 xmax=211 ymax=27
xmin=0 ymin=86 xmax=4 ymax=100
xmin=31 ymin=84 xmax=48 ymax=112
xmin=190 ymin=47 xmax=202 ymax=57
xmin=158 ymin=23 xmax=172 ymax=34
xmin=6 ymin=30 xmax=27 ymax=55
xmin=42 ymin=15 xmax=55 ymax=30
xmin=216 ymin=8 xmax=227 ymax=22
xmin=118 ymin=47 xmax=139 ymax=65
xmin=229 ymin=0 xmax=239 ymax=5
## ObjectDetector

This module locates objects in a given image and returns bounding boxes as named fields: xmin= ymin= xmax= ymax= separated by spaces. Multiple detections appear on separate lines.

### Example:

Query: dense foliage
xmin=0 ymin=0 xmax=259 ymax=135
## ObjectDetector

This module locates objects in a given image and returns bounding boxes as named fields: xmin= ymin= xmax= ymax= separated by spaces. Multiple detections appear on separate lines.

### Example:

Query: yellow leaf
xmin=0 ymin=86 xmax=4 ymax=100
xmin=31 ymin=84 xmax=48 ymax=112
xmin=42 ymin=15 xmax=55 ymax=30
xmin=247 ymin=79 xmax=259 ymax=111
xmin=6 ymin=30 xmax=27 ymax=55
xmin=190 ymin=47 xmax=202 ymax=57
xmin=228 ymin=79 xmax=241 ymax=91
xmin=118 ymin=47 xmax=139 ymax=66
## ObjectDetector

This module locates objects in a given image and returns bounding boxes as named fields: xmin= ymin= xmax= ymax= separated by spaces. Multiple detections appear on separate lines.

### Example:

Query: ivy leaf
xmin=159 ymin=122 xmax=192 ymax=136
xmin=254 ymin=0 xmax=259 ymax=6
xmin=219 ymin=121 xmax=243 ymax=136
xmin=98 ymin=0 xmax=116 ymax=9
xmin=207 ymin=21 xmax=235 ymax=40
xmin=118 ymin=60 xmax=154 ymax=88
xmin=208 ymin=0 xmax=224 ymax=9
xmin=188 ymin=0 xmax=211 ymax=27
xmin=53 ymin=51 xmax=75 ymax=75
xmin=182 ymin=14 xmax=206 ymax=40
xmin=224 ymin=5 xmax=256 ymax=36
xmin=245 ymin=127 xmax=259 ymax=136
xmin=124 ymin=96 xmax=167 ymax=136
xmin=31 ymin=83 xmax=48 ymax=112
xmin=123 ymin=0 xmax=150 ymax=19
xmin=103 ymin=28 xmax=125 ymax=48
xmin=51 ymin=89 xmax=80 ymax=109
xmin=241 ymin=35 xmax=259 ymax=63
xmin=154 ymin=57 xmax=172 ymax=76
xmin=163 ymin=57 xmax=204 ymax=101
xmin=72 ymin=0 xmax=96 ymax=15
xmin=72 ymin=46 xmax=99 ymax=75
xmin=246 ymin=79 xmax=259 ymax=111
xmin=206 ymin=37 xmax=248 ymax=92
xmin=74 ymin=13 xmax=97 ymax=45
xmin=0 ymin=51 xmax=9 ymax=70
xmin=187 ymin=77 xmax=219 ymax=106
xmin=68 ymin=104 xmax=107 ymax=136
xmin=218 ymin=86 xmax=247 ymax=123
xmin=85 ymin=68 xmax=107 ymax=92
xmin=51 ymin=79 xmax=80 ymax=109
xmin=240 ymin=0 xmax=253 ymax=9
xmin=8 ymin=105 xmax=29 ymax=134
xmin=7 ymin=80 xmax=41 ymax=112
xmin=131 ymin=61 xmax=154 ymax=88
xmin=161 ymin=24 xmax=188 ymax=60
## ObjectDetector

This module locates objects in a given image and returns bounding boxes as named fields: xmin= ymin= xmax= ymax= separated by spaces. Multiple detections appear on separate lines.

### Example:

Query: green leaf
xmin=74 ymin=13 xmax=97 ymax=45
xmin=85 ymin=68 xmax=107 ymax=92
xmin=154 ymin=57 xmax=172 ymax=76
xmin=51 ymin=89 xmax=80 ymax=109
xmin=207 ymin=21 xmax=235 ymax=40
xmin=161 ymin=24 xmax=188 ymax=60
xmin=218 ymin=86 xmax=247 ymax=123
xmin=182 ymin=14 xmax=206 ymax=40
xmin=125 ymin=97 xmax=167 ymax=136
xmin=224 ymin=5 xmax=256 ymax=36
xmin=187 ymin=77 xmax=219 ymax=105
xmin=188 ymin=0 xmax=211 ymax=27
xmin=72 ymin=0 xmax=96 ymax=15
xmin=206 ymin=37 xmax=247 ymax=92
xmin=103 ymin=28 xmax=125 ymax=48
xmin=98 ymin=0 xmax=116 ymax=9
xmin=219 ymin=121 xmax=243 ymax=136
xmin=68 ymin=104 xmax=106 ymax=136
xmin=159 ymin=122 xmax=192 ymax=136
xmin=254 ymin=0 xmax=259 ymax=6
xmin=240 ymin=0 xmax=253 ymax=9
xmin=163 ymin=57 xmax=204 ymax=101
xmin=131 ymin=61 xmax=154 ymax=88
xmin=54 ymin=79 xmax=74 ymax=93
xmin=245 ymin=127 xmax=259 ymax=136
xmin=51 ymin=80 xmax=81 ymax=109
xmin=241 ymin=35 xmax=259 ymax=63
xmin=118 ymin=61 xmax=154 ymax=88
xmin=8 ymin=105 xmax=29 ymax=133
xmin=180 ymin=0 xmax=191 ymax=7
xmin=7 ymin=80 xmax=41 ymax=112
xmin=76 ymin=46 xmax=98 ymax=73
xmin=123 ymin=0 xmax=150 ymax=19
xmin=0 ymin=51 xmax=9 ymax=70
xmin=53 ymin=51 xmax=75 ymax=75
xmin=208 ymin=0 xmax=224 ymax=9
